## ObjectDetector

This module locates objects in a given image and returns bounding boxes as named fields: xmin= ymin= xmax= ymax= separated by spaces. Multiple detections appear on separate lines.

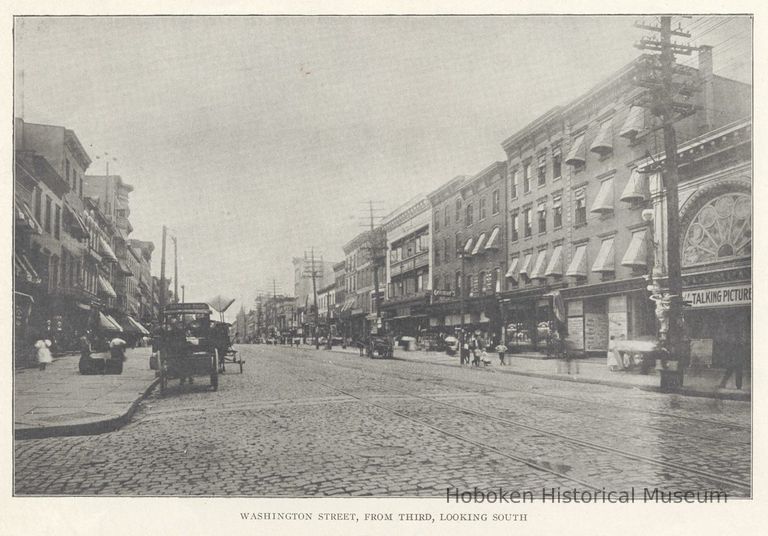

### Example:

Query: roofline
xmin=426 ymin=174 xmax=470 ymax=203
xmin=463 ymin=161 xmax=507 ymax=187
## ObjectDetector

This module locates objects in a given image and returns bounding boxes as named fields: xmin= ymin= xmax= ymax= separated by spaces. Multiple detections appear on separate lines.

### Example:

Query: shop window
xmin=492 ymin=189 xmax=500 ymax=214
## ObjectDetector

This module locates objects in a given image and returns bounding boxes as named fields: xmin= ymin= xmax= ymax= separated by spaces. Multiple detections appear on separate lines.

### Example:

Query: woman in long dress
xmin=35 ymin=339 xmax=53 ymax=370
xmin=607 ymin=336 xmax=622 ymax=372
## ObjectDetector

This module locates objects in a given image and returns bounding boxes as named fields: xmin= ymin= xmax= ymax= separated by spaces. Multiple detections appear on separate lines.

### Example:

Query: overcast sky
xmin=14 ymin=15 xmax=751 ymax=320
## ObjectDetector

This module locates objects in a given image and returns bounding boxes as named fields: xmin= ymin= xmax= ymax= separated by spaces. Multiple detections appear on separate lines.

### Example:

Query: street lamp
xmin=456 ymin=235 xmax=467 ymax=351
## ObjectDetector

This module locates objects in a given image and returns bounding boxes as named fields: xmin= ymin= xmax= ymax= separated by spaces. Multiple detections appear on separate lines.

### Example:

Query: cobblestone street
xmin=15 ymin=344 xmax=751 ymax=497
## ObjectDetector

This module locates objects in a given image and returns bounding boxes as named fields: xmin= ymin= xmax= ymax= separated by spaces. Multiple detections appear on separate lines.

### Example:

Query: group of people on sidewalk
xmin=458 ymin=334 xmax=511 ymax=368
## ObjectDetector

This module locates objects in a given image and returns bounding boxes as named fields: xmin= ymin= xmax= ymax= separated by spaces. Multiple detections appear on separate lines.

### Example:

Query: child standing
xmin=35 ymin=339 xmax=53 ymax=370
xmin=495 ymin=342 xmax=508 ymax=365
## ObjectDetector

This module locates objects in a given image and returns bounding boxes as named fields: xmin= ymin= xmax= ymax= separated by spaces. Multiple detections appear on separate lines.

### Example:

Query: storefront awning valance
xmin=98 ymin=275 xmax=117 ymax=298
xmin=566 ymin=244 xmax=587 ymax=277
xmin=471 ymin=232 xmax=487 ymax=255
xmin=620 ymin=170 xmax=651 ymax=203
xmin=127 ymin=316 xmax=151 ymax=335
xmin=505 ymin=257 xmax=519 ymax=280
xmin=15 ymin=253 xmax=42 ymax=284
xmin=99 ymin=236 xmax=118 ymax=263
xmin=99 ymin=312 xmax=123 ymax=332
xmin=565 ymin=133 xmax=586 ymax=166
xmin=117 ymin=260 xmax=133 ymax=276
xmin=530 ymin=250 xmax=548 ymax=280
xmin=621 ymin=229 xmax=649 ymax=269
xmin=518 ymin=253 xmax=533 ymax=277
xmin=341 ymin=296 xmax=356 ymax=312
xmin=15 ymin=198 xmax=43 ymax=235
xmin=463 ymin=237 xmax=475 ymax=254
xmin=592 ymin=238 xmax=615 ymax=273
xmin=590 ymin=119 xmax=614 ymax=156
xmin=545 ymin=245 xmax=563 ymax=277
xmin=484 ymin=226 xmax=500 ymax=250
xmin=590 ymin=178 xmax=615 ymax=214
xmin=619 ymin=106 xmax=645 ymax=139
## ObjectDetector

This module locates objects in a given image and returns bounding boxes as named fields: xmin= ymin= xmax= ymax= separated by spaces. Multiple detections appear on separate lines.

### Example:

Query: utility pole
xmin=160 ymin=225 xmax=167 ymax=307
xmin=369 ymin=201 xmax=382 ymax=333
xmin=634 ymin=16 xmax=698 ymax=390
xmin=181 ymin=284 xmax=185 ymax=303
xmin=172 ymin=236 xmax=179 ymax=303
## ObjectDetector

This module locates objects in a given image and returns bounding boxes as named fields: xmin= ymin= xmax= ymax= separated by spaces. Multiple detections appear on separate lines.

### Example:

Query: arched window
xmin=683 ymin=192 xmax=751 ymax=266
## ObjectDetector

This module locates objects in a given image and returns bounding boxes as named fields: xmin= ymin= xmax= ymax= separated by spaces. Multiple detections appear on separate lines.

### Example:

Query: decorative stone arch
xmin=679 ymin=178 xmax=751 ymax=268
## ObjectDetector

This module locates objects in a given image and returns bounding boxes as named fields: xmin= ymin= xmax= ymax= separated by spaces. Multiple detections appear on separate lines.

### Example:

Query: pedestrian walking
xmin=495 ymin=342 xmax=508 ymax=365
xmin=719 ymin=351 xmax=746 ymax=390
xmin=34 ymin=339 xmax=53 ymax=370
xmin=78 ymin=331 xmax=97 ymax=374
xmin=607 ymin=336 xmax=622 ymax=372
xmin=460 ymin=336 xmax=470 ymax=366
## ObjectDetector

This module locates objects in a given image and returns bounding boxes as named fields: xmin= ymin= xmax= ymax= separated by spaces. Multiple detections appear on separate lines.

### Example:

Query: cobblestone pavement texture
xmin=14 ymin=344 xmax=751 ymax=497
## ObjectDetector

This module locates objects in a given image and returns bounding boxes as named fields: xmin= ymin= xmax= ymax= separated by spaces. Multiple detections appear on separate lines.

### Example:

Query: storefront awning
xmin=128 ymin=317 xmax=151 ymax=335
xmin=471 ymin=232 xmax=487 ymax=255
xmin=63 ymin=198 xmax=90 ymax=239
xmin=505 ymin=257 xmax=519 ymax=280
xmin=99 ymin=236 xmax=118 ymax=263
xmin=592 ymin=238 xmax=615 ymax=273
xmin=565 ymin=133 xmax=586 ymax=166
xmin=463 ymin=237 xmax=475 ymax=254
xmin=484 ymin=226 xmax=500 ymax=250
xmin=117 ymin=260 xmax=133 ymax=276
xmin=590 ymin=178 xmax=614 ymax=214
xmin=530 ymin=250 xmax=548 ymax=280
xmin=590 ymin=119 xmax=614 ymax=156
xmin=566 ymin=244 xmax=587 ymax=277
xmin=15 ymin=252 xmax=42 ymax=284
xmin=15 ymin=197 xmax=43 ymax=235
xmin=545 ymin=245 xmax=563 ymax=277
xmin=619 ymin=106 xmax=645 ymax=139
xmin=620 ymin=170 xmax=651 ymax=203
xmin=99 ymin=312 xmax=123 ymax=332
xmin=518 ymin=253 xmax=533 ymax=278
xmin=621 ymin=229 xmax=649 ymax=269
xmin=341 ymin=296 xmax=356 ymax=312
xmin=98 ymin=275 xmax=117 ymax=298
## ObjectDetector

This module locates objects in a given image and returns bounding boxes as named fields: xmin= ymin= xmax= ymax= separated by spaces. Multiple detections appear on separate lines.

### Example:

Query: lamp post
xmin=456 ymin=236 xmax=467 ymax=351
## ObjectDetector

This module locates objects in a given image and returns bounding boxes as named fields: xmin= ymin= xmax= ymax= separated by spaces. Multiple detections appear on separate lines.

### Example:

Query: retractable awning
xmin=530 ymin=250 xmax=548 ymax=280
xmin=117 ymin=260 xmax=133 ymax=276
xmin=463 ymin=237 xmax=475 ymax=254
xmin=471 ymin=232 xmax=487 ymax=255
xmin=566 ymin=244 xmax=588 ymax=277
xmin=15 ymin=253 xmax=42 ymax=284
xmin=97 ymin=275 xmax=117 ymax=298
xmin=620 ymin=170 xmax=651 ymax=203
xmin=590 ymin=179 xmax=615 ymax=214
xmin=619 ymin=106 xmax=645 ymax=139
xmin=545 ymin=245 xmax=563 ymax=277
xmin=99 ymin=236 xmax=118 ymax=263
xmin=505 ymin=257 xmax=519 ymax=280
xmin=99 ymin=312 xmax=123 ymax=332
xmin=590 ymin=119 xmax=614 ymax=156
xmin=592 ymin=238 xmax=615 ymax=273
xmin=565 ymin=133 xmax=586 ymax=166
xmin=484 ymin=226 xmax=500 ymax=250
xmin=621 ymin=229 xmax=649 ymax=269
xmin=518 ymin=253 xmax=533 ymax=278
xmin=15 ymin=198 xmax=43 ymax=235
xmin=63 ymin=198 xmax=89 ymax=239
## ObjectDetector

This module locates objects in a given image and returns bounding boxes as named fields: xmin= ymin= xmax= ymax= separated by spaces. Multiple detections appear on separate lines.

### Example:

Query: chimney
xmin=698 ymin=45 xmax=715 ymax=133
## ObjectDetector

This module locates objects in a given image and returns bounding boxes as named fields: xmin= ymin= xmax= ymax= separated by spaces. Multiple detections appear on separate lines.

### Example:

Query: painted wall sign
xmin=683 ymin=284 xmax=751 ymax=308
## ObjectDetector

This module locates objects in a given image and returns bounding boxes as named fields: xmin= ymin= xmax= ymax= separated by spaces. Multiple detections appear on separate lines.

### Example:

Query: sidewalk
xmin=318 ymin=344 xmax=750 ymax=401
xmin=14 ymin=347 xmax=157 ymax=439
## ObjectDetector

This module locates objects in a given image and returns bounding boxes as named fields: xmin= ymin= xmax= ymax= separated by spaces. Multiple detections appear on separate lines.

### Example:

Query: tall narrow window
xmin=537 ymin=155 xmax=546 ymax=186
xmin=537 ymin=203 xmax=547 ymax=234
xmin=466 ymin=203 xmax=473 ymax=226
xmin=553 ymin=195 xmax=563 ymax=228
xmin=444 ymin=238 xmax=450 ymax=262
xmin=492 ymin=189 xmax=500 ymax=214
xmin=54 ymin=205 xmax=61 ymax=239
xmin=510 ymin=169 xmax=518 ymax=198
xmin=44 ymin=196 xmax=52 ymax=234
xmin=479 ymin=198 xmax=487 ymax=221
xmin=510 ymin=212 xmax=519 ymax=242
xmin=523 ymin=163 xmax=531 ymax=193
xmin=553 ymin=149 xmax=562 ymax=180
xmin=34 ymin=188 xmax=42 ymax=222
xmin=455 ymin=198 xmax=462 ymax=222
xmin=524 ymin=208 xmax=532 ymax=238
xmin=575 ymin=189 xmax=587 ymax=225
xmin=444 ymin=205 xmax=449 ymax=227
xmin=434 ymin=212 xmax=440 ymax=232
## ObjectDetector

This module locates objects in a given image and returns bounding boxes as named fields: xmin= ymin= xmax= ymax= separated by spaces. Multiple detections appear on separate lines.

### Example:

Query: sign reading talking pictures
xmin=682 ymin=284 xmax=751 ymax=308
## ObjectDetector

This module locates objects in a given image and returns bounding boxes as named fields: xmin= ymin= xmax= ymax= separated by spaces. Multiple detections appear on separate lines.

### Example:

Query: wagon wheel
xmin=210 ymin=349 xmax=219 ymax=391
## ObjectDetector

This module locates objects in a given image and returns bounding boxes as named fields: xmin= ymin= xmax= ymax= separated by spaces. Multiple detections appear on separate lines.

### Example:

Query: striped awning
xmin=530 ymin=250 xmax=548 ymax=280
xmin=99 ymin=312 xmax=123 ymax=332
xmin=505 ymin=257 xmax=519 ymax=280
xmin=484 ymin=226 xmax=500 ymax=250
xmin=518 ymin=253 xmax=533 ymax=278
xmin=463 ymin=237 xmax=475 ymax=254
xmin=619 ymin=106 xmax=645 ymax=139
xmin=98 ymin=275 xmax=117 ymax=298
xmin=127 ymin=316 xmax=151 ymax=335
